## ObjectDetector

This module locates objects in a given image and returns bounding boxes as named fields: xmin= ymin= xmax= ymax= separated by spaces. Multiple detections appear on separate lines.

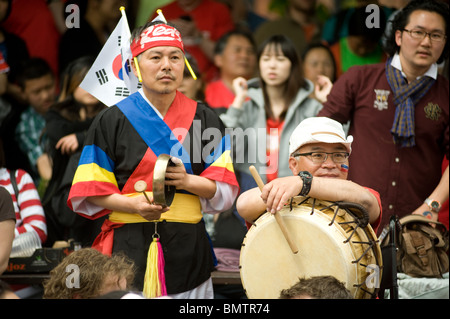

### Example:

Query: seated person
xmin=1 ymin=138 xmax=47 ymax=246
xmin=42 ymin=248 xmax=136 ymax=299
xmin=279 ymin=275 xmax=353 ymax=299
xmin=0 ymin=186 xmax=15 ymax=275
xmin=236 ymin=117 xmax=381 ymax=232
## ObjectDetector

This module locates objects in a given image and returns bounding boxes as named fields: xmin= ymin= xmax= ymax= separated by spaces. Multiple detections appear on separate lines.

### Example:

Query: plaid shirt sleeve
xmin=15 ymin=109 xmax=45 ymax=167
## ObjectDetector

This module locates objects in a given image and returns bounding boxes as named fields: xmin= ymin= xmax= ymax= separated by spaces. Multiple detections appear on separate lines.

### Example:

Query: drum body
xmin=240 ymin=197 xmax=382 ymax=299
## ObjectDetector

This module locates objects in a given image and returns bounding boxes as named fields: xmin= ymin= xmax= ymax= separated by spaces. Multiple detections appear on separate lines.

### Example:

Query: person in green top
xmin=330 ymin=6 xmax=387 ymax=78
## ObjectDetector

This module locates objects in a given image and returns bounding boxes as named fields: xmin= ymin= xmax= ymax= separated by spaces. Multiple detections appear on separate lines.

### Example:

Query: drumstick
xmin=134 ymin=180 xmax=152 ymax=204
xmin=249 ymin=166 xmax=299 ymax=254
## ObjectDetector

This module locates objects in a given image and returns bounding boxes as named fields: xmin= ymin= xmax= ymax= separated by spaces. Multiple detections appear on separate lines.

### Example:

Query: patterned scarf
xmin=385 ymin=57 xmax=435 ymax=147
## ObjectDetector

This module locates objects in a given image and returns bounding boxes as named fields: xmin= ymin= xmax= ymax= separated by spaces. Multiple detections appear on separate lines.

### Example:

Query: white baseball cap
xmin=289 ymin=117 xmax=353 ymax=155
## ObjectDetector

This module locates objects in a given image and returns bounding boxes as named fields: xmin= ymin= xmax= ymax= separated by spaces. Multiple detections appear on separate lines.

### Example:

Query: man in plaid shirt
xmin=14 ymin=58 xmax=56 ymax=191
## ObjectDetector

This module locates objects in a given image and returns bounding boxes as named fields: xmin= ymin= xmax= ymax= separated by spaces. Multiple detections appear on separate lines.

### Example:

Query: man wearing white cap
xmin=237 ymin=117 xmax=382 ymax=230
xmin=67 ymin=21 xmax=239 ymax=299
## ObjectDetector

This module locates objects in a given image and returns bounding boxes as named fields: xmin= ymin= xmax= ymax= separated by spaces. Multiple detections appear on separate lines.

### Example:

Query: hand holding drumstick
xmin=249 ymin=166 xmax=299 ymax=254
xmin=133 ymin=180 xmax=169 ymax=220
xmin=134 ymin=180 xmax=153 ymax=204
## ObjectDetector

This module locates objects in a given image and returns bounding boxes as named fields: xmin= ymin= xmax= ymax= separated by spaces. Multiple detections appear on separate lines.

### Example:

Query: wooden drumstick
xmin=249 ymin=166 xmax=298 ymax=254
xmin=134 ymin=180 xmax=152 ymax=204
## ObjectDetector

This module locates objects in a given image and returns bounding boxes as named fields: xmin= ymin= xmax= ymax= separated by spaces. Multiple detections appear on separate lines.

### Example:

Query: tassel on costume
xmin=143 ymin=237 xmax=167 ymax=298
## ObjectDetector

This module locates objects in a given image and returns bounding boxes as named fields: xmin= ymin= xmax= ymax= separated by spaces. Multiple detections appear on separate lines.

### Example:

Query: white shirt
xmin=391 ymin=52 xmax=438 ymax=80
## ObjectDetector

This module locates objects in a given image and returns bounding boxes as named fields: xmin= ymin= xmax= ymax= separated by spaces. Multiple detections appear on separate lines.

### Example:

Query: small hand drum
xmin=239 ymin=197 xmax=383 ymax=299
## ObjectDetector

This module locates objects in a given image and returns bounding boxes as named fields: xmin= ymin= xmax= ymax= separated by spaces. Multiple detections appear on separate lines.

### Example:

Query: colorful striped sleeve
xmin=199 ymin=134 xmax=239 ymax=213
xmin=68 ymin=144 xmax=121 ymax=219
xmin=201 ymin=134 xmax=239 ymax=187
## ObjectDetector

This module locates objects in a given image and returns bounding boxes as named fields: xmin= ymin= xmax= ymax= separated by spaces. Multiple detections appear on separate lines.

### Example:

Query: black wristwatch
xmin=298 ymin=171 xmax=313 ymax=196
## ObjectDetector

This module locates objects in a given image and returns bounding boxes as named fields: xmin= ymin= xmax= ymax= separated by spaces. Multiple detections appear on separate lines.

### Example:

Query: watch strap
xmin=298 ymin=171 xmax=312 ymax=196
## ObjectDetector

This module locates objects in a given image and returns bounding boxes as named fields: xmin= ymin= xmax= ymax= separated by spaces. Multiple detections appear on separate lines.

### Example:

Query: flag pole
xmin=156 ymin=9 xmax=197 ymax=80
xmin=120 ymin=6 xmax=143 ymax=83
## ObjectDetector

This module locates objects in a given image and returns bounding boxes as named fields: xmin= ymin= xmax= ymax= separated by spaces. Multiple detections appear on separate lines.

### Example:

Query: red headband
xmin=131 ymin=24 xmax=184 ymax=57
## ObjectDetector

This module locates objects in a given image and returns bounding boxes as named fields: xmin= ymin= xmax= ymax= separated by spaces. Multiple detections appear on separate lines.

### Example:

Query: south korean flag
xmin=80 ymin=13 xmax=140 ymax=107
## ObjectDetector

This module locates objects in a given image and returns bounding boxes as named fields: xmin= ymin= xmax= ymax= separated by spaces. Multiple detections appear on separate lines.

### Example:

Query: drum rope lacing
xmin=288 ymin=197 xmax=381 ymax=298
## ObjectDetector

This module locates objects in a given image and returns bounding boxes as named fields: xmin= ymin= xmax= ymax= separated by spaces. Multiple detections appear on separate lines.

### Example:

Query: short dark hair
xmin=383 ymin=0 xmax=449 ymax=64
xmin=16 ymin=57 xmax=54 ymax=89
xmin=213 ymin=29 xmax=256 ymax=56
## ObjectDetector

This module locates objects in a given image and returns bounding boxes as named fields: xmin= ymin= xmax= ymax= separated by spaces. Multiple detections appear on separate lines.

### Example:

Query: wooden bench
xmin=1 ymin=271 xmax=242 ymax=286
xmin=211 ymin=270 xmax=241 ymax=285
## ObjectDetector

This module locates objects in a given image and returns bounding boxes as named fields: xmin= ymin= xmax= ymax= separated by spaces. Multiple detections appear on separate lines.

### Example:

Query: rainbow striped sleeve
xmin=68 ymin=144 xmax=120 ymax=219
xmin=201 ymin=134 xmax=238 ymax=187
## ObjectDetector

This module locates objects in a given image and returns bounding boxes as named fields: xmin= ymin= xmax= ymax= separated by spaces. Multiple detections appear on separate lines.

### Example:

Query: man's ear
xmin=288 ymin=157 xmax=299 ymax=175
xmin=130 ymin=57 xmax=139 ymax=78
xmin=394 ymin=29 xmax=402 ymax=48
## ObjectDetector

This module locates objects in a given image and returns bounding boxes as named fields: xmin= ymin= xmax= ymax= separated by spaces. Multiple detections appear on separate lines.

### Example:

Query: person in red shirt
xmin=0 ymin=138 xmax=47 ymax=245
xmin=204 ymin=29 xmax=257 ymax=114
xmin=2 ymin=0 xmax=60 ymax=77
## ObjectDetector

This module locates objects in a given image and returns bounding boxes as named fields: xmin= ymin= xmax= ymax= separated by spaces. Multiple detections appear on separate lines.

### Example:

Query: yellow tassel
xmin=143 ymin=238 xmax=161 ymax=298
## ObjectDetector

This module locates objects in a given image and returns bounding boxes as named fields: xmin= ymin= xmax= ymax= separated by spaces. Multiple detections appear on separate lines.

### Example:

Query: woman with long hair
xmin=220 ymin=34 xmax=323 ymax=190
xmin=42 ymin=56 xmax=106 ymax=247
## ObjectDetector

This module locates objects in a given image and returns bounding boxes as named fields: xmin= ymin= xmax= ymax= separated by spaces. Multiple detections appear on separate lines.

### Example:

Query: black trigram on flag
xmin=118 ymin=35 xmax=122 ymax=47
xmin=115 ymin=87 xmax=130 ymax=97
xmin=96 ymin=69 xmax=109 ymax=85
xmin=125 ymin=59 xmax=132 ymax=73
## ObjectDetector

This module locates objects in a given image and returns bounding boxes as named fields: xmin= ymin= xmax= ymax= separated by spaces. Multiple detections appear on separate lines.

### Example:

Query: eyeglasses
xmin=292 ymin=152 xmax=350 ymax=164
xmin=403 ymin=29 xmax=447 ymax=42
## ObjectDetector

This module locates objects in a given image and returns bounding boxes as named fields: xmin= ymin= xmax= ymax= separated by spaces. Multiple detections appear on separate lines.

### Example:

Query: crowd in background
xmin=0 ymin=0 xmax=448 ymax=300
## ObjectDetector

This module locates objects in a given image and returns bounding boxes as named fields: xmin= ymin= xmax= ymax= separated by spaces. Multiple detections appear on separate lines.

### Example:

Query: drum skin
xmin=239 ymin=197 xmax=382 ymax=299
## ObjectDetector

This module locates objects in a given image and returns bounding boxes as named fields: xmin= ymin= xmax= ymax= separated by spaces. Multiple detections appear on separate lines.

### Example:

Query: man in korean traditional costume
xmin=68 ymin=21 xmax=239 ymax=299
